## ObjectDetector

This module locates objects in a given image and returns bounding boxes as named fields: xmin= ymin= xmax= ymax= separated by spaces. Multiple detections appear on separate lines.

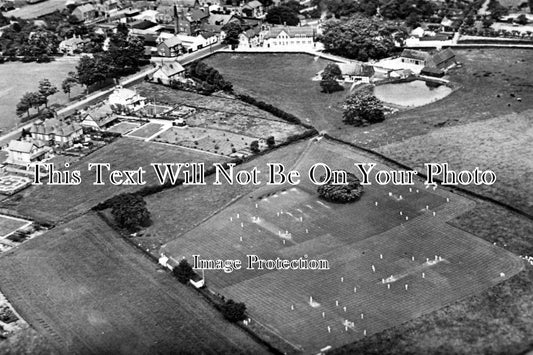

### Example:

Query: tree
xmin=110 ymin=193 xmax=152 ymax=231
xmin=38 ymin=79 xmax=58 ymax=108
xmin=62 ymin=72 xmax=79 ymax=99
xmin=320 ymin=78 xmax=344 ymax=93
xmin=173 ymin=259 xmax=195 ymax=284
xmin=76 ymin=55 xmax=108 ymax=89
xmin=221 ymin=299 xmax=246 ymax=322
xmin=317 ymin=172 xmax=363 ymax=203
xmin=250 ymin=140 xmax=260 ymax=153
xmin=515 ymin=14 xmax=528 ymax=25
xmin=320 ymin=15 xmax=406 ymax=61
xmin=343 ymin=91 xmax=384 ymax=126
xmin=16 ymin=93 xmax=33 ymax=117
xmin=266 ymin=136 xmax=275 ymax=147
xmin=265 ymin=5 xmax=300 ymax=26
xmin=322 ymin=63 xmax=342 ymax=80
xmin=222 ymin=22 xmax=242 ymax=46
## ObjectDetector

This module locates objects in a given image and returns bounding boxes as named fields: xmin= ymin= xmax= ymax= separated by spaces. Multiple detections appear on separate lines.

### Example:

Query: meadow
xmin=0 ymin=213 xmax=267 ymax=354
xmin=160 ymin=140 xmax=523 ymax=353
xmin=0 ymin=58 xmax=82 ymax=131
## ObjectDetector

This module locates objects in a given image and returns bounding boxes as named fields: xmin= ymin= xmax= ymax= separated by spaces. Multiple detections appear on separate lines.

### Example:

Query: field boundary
xmin=322 ymin=134 xmax=533 ymax=221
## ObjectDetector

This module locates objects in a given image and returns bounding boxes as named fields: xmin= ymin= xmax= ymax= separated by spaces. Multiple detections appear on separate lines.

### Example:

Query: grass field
xmin=377 ymin=110 xmax=533 ymax=215
xmin=2 ymin=0 xmax=65 ymax=19
xmin=0 ymin=215 xmax=29 ymax=238
xmin=127 ymin=122 xmax=166 ymax=139
xmin=1 ymin=138 xmax=226 ymax=223
xmin=161 ymin=140 xmax=523 ymax=353
xmin=0 ymin=213 xmax=268 ymax=354
xmin=0 ymin=58 xmax=81 ymax=131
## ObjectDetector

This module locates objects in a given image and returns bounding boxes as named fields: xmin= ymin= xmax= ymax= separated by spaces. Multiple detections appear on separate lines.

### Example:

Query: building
xmin=58 ymin=36 xmax=89 ymax=55
xmin=238 ymin=26 xmax=261 ymax=47
xmin=157 ymin=36 xmax=183 ymax=56
xmin=152 ymin=62 xmax=186 ymax=84
xmin=71 ymin=4 xmax=97 ymax=22
xmin=5 ymin=140 xmax=48 ymax=166
xmin=399 ymin=49 xmax=431 ymax=66
xmin=30 ymin=119 xmax=83 ymax=146
xmin=336 ymin=62 xmax=375 ymax=83
xmin=399 ymin=48 xmax=456 ymax=70
xmin=79 ymin=103 xmax=118 ymax=131
xmin=262 ymin=26 xmax=316 ymax=48
xmin=242 ymin=0 xmax=264 ymax=18
xmin=108 ymin=86 xmax=146 ymax=111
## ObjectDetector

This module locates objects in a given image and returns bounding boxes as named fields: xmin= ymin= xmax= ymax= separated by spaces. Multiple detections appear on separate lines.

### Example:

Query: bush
xmin=221 ymin=299 xmax=246 ymax=322
xmin=172 ymin=259 xmax=195 ymax=284
xmin=317 ymin=172 xmax=364 ymax=203
xmin=108 ymin=193 xmax=152 ymax=231
xmin=266 ymin=136 xmax=275 ymax=147
xmin=250 ymin=140 xmax=260 ymax=153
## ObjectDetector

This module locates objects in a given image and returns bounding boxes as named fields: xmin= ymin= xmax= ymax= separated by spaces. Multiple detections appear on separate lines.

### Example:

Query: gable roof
xmin=400 ymin=49 xmax=431 ymax=61
xmin=8 ymin=140 xmax=35 ymax=153
xmin=81 ymin=103 xmax=115 ymax=127
xmin=264 ymin=26 xmax=315 ymax=39
xmin=243 ymin=0 xmax=262 ymax=9
xmin=337 ymin=62 xmax=375 ymax=77
xmin=75 ymin=4 xmax=95 ymax=13
xmin=428 ymin=48 xmax=455 ymax=66
xmin=161 ymin=36 xmax=182 ymax=48
xmin=156 ymin=62 xmax=185 ymax=78
xmin=208 ymin=14 xmax=237 ymax=26
xmin=30 ymin=119 xmax=82 ymax=137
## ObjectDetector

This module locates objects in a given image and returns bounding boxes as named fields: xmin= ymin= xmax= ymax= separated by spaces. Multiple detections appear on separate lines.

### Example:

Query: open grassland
xmin=333 ymin=200 xmax=533 ymax=355
xmin=1 ymin=138 xmax=226 ymax=223
xmin=136 ymin=139 xmax=310 ymax=252
xmin=161 ymin=140 xmax=523 ymax=353
xmin=205 ymin=50 xmax=533 ymax=148
xmin=376 ymin=110 xmax=533 ymax=215
xmin=0 ymin=213 xmax=267 ymax=354
xmin=0 ymin=58 xmax=82 ymax=131
xmin=204 ymin=53 xmax=347 ymax=131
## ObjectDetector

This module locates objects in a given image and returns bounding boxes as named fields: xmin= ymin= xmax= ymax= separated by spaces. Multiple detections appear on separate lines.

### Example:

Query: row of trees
xmin=16 ymin=79 xmax=58 ymax=118
xmin=319 ymin=15 xmax=406 ymax=61
xmin=186 ymin=61 xmax=233 ymax=94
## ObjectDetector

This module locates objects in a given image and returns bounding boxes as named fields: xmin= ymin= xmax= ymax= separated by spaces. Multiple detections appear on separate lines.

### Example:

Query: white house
xmin=238 ymin=27 xmax=261 ymax=48
xmin=30 ymin=119 xmax=83 ymax=146
xmin=108 ymin=86 xmax=146 ymax=111
xmin=152 ymin=62 xmax=186 ymax=84
xmin=80 ymin=103 xmax=118 ymax=131
xmin=262 ymin=25 xmax=316 ymax=49
xmin=5 ymin=140 xmax=48 ymax=166
xmin=58 ymin=35 xmax=89 ymax=55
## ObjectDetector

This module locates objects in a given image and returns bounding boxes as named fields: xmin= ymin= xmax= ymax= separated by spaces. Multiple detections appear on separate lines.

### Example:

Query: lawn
xmin=0 ymin=213 xmax=267 ymax=354
xmin=0 ymin=215 xmax=30 ymax=238
xmin=0 ymin=57 xmax=82 ymax=131
xmin=127 ymin=122 xmax=167 ymax=139
xmin=1 ymin=138 xmax=227 ymax=223
xmin=160 ymin=139 xmax=523 ymax=353
xmin=106 ymin=121 xmax=142 ymax=135
xmin=376 ymin=110 xmax=533 ymax=215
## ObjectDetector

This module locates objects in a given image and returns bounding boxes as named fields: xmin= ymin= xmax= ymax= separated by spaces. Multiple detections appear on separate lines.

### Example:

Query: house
xmin=80 ymin=103 xmax=118 ymax=131
xmin=5 ymin=140 xmax=48 ymax=166
xmin=317 ymin=62 xmax=374 ymax=83
xmin=157 ymin=34 xmax=210 ymax=56
xmin=30 ymin=119 xmax=83 ymax=146
xmin=208 ymin=13 xmax=239 ymax=27
xmin=399 ymin=48 xmax=456 ymax=73
xmin=152 ymin=62 xmax=186 ymax=84
xmin=71 ymin=4 xmax=97 ymax=22
xmin=108 ymin=86 xmax=146 ymax=111
xmin=389 ymin=68 xmax=414 ymax=79
xmin=425 ymin=48 xmax=456 ymax=69
xmin=238 ymin=26 xmax=261 ymax=47
xmin=157 ymin=36 xmax=184 ymax=56
xmin=242 ymin=0 xmax=264 ymax=18
xmin=399 ymin=49 xmax=431 ymax=66
xmin=262 ymin=26 xmax=316 ymax=48
xmin=58 ymin=35 xmax=89 ymax=55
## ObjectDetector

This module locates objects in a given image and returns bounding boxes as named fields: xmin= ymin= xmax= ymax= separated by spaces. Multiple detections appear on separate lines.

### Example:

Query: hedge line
xmin=236 ymin=93 xmax=302 ymax=125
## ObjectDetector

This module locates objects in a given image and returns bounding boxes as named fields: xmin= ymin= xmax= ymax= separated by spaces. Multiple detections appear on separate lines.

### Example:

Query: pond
xmin=373 ymin=80 xmax=453 ymax=107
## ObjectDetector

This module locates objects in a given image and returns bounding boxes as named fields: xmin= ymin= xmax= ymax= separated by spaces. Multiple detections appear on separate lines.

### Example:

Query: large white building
xmin=262 ymin=26 xmax=316 ymax=49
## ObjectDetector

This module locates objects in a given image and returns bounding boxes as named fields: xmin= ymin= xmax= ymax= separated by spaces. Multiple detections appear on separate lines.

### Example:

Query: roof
xmin=156 ymin=62 xmax=185 ymax=77
xmin=161 ymin=36 xmax=182 ymax=48
xmin=337 ymin=62 xmax=375 ymax=77
xmin=130 ymin=20 xmax=158 ymax=30
xmin=428 ymin=48 xmax=455 ymax=66
xmin=8 ymin=140 xmax=34 ymax=153
xmin=241 ymin=26 xmax=261 ymax=38
xmin=82 ymin=104 xmax=116 ymax=127
xmin=243 ymin=0 xmax=262 ymax=9
xmin=189 ymin=8 xmax=209 ymax=22
xmin=30 ymin=119 xmax=82 ymax=137
xmin=109 ymin=87 xmax=145 ymax=104
xmin=60 ymin=36 xmax=89 ymax=46
xmin=400 ymin=49 xmax=431 ymax=61
xmin=264 ymin=26 xmax=315 ymax=39
xmin=176 ymin=0 xmax=199 ymax=8
xmin=75 ymin=4 xmax=95 ymax=13
xmin=421 ymin=66 xmax=444 ymax=74
xmin=208 ymin=14 xmax=236 ymax=26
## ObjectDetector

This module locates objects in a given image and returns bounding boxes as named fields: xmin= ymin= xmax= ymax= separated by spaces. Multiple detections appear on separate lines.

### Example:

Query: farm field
xmin=107 ymin=121 xmax=142 ymax=135
xmin=0 ymin=215 xmax=30 ymax=238
xmin=0 ymin=213 xmax=267 ymax=354
xmin=2 ymin=0 xmax=65 ymax=19
xmin=0 ymin=58 xmax=82 ymax=131
xmin=127 ymin=122 xmax=166 ymax=139
xmin=161 ymin=139 xmax=523 ymax=353
xmin=0 ymin=138 xmax=227 ymax=223
xmin=377 ymin=110 xmax=533 ymax=215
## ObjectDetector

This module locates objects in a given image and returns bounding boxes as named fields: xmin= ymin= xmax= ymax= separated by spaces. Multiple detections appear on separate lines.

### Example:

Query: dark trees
xmin=173 ymin=259 xmax=195 ymax=284
xmin=343 ymin=91 xmax=385 ymax=126
xmin=265 ymin=5 xmax=300 ymax=26
xmin=221 ymin=300 xmax=247 ymax=322
xmin=317 ymin=172 xmax=364 ymax=203
xmin=110 ymin=193 xmax=152 ymax=232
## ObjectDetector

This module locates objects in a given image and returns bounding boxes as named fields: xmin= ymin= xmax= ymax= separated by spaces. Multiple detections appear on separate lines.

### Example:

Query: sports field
xmin=2 ymin=138 xmax=226 ymax=223
xmin=161 ymin=140 xmax=523 ymax=353
xmin=0 ymin=213 xmax=267 ymax=354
